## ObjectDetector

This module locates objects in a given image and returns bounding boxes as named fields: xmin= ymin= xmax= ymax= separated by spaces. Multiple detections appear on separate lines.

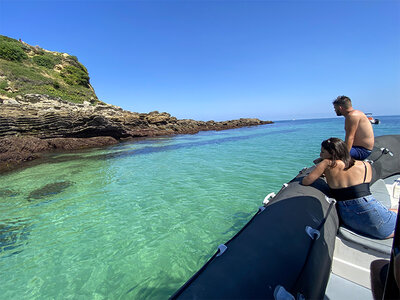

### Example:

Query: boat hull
xmin=171 ymin=169 xmax=339 ymax=299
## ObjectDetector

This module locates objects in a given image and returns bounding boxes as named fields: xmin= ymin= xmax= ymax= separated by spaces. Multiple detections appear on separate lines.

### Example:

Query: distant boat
xmin=366 ymin=113 xmax=380 ymax=124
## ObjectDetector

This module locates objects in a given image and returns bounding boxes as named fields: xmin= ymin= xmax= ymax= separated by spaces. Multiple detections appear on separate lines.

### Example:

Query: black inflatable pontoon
xmin=171 ymin=135 xmax=400 ymax=300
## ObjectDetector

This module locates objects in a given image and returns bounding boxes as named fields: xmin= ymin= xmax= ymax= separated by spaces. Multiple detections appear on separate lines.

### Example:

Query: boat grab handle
xmin=216 ymin=244 xmax=227 ymax=257
xmin=305 ymin=226 xmax=320 ymax=240
xmin=381 ymin=147 xmax=394 ymax=156
xmin=263 ymin=192 xmax=276 ymax=206
xmin=273 ymin=285 xmax=295 ymax=300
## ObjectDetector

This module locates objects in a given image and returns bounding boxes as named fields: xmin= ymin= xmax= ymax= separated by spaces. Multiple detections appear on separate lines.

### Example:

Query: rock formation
xmin=0 ymin=35 xmax=273 ymax=173
xmin=0 ymin=94 xmax=272 ymax=173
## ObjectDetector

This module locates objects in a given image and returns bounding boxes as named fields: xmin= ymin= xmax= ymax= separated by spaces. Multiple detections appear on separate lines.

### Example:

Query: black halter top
xmin=329 ymin=162 xmax=371 ymax=201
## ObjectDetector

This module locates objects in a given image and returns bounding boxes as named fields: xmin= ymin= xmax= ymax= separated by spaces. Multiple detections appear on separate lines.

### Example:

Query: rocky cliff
xmin=0 ymin=36 xmax=272 ymax=173
xmin=0 ymin=94 xmax=271 ymax=173
xmin=0 ymin=94 xmax=269 ymax=139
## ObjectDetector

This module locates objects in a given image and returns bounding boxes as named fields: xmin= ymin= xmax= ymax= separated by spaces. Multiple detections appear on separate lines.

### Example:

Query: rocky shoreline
xmin=0 ymin=94 xmax=272 ymax=173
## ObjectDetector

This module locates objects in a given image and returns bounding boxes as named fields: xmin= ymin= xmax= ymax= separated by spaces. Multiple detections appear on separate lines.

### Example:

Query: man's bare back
xmin=345 ymin=109 xmax=374 ymax=151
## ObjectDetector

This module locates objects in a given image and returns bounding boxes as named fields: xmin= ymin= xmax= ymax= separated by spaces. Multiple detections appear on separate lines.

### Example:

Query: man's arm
xmin=344 ymin=114 xmax=359 ymax=152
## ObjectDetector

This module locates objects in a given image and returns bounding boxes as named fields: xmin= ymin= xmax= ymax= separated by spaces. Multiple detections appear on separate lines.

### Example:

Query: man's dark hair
xmin=321 ymin=137 xmax=355 ymax=170
xmin=332 ymin=95 xmax=352 ymax=108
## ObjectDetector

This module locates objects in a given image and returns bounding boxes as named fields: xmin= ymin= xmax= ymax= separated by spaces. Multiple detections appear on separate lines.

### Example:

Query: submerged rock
xmin=0 ymin=136 xmax=118 ymax=173
xmin=0 ymin=219 xmax=30 ymax=256
xmin=27 ymin=181 xmax=73 ymax=201
xmin=0 ymin=189 xmax=20 ymax=198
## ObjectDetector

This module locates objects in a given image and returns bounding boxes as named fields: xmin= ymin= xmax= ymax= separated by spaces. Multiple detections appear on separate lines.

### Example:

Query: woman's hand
xmin=302 ymin=159 xmax=330 ymax=186
xmin=313 ymin=157 xmax=323 ymax=164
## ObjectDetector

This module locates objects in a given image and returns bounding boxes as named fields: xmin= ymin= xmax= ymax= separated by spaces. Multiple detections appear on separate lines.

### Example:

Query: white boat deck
xmin=325 ymin=273 xmax=373 ymax=300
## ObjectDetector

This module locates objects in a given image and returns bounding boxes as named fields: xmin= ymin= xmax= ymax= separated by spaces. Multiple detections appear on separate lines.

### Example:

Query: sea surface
xmin=0 ymin=116 xmax=399 ymax=299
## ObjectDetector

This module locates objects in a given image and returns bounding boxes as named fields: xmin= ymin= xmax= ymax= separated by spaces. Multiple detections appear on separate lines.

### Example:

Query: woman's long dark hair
xmin=321 ymin=137 xmax=355 ymax=170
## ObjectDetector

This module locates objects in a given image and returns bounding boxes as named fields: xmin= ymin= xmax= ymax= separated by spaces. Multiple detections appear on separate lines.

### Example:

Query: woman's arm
xmin=301 ymin=159 xmax=330 ymax=186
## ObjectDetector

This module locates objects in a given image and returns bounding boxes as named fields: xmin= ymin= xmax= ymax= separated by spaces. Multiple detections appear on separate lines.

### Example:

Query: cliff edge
xmin=0 ymin=35 xmax=272 ymax=173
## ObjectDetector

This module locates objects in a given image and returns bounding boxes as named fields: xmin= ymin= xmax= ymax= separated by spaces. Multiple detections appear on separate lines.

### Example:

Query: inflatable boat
xmin=170 ymin=135 xmax=400 ymax=299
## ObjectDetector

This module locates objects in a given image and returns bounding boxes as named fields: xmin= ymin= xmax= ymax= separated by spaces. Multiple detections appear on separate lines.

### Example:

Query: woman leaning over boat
xmin=302 ymin=137 xmax=397 ymax=239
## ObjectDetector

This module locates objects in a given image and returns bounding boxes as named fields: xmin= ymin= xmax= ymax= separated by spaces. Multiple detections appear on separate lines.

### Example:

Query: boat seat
xmin=337 ymin=227 xmax=393 ymax=256
xmin=383 ymin=175 xmax=400 ymax=209
xmin=371 ymin=179 xmax=392 ymax=209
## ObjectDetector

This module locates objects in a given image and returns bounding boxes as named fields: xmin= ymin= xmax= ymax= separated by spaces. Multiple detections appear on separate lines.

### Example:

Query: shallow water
xmin=0 ymin=116 xmax=399 ymax=299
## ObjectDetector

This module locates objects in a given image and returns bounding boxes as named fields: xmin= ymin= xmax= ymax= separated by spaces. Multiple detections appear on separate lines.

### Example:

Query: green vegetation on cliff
xmin=0 ymin=35 xmax=98 ymax=104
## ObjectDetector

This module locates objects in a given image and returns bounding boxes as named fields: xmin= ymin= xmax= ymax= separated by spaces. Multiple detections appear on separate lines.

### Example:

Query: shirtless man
xmin=333 ymin=95 xmax=374 ymax=160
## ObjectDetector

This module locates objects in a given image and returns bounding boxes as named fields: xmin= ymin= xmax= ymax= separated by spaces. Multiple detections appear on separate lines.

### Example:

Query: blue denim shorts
xmin=350 ymin=146 xmax=372 ymax=160
xmin=337 ymin=195 xmax=397 ymax=239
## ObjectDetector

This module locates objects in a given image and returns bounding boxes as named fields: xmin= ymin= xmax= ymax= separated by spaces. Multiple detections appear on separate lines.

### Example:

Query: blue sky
xmin=1 ymin=0 xmax=399 ymax=121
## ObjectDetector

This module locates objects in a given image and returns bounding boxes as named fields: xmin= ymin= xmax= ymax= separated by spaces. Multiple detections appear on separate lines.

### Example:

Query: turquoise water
xmin=0 ymin=116 xmax=399 ymax=299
